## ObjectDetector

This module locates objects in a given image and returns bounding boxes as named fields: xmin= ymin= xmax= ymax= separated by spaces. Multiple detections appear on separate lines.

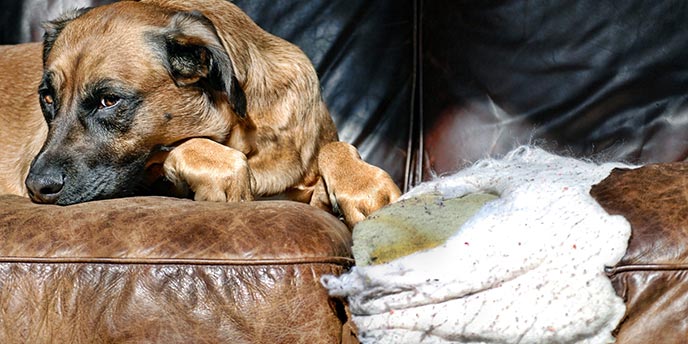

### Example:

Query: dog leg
xmin=309 ymin=177 xmax=332 ymax=211
xmin=163 ymin=138 xmax=253 ymax=202
xmin=318 ymin=141 xmax=401 ymax=228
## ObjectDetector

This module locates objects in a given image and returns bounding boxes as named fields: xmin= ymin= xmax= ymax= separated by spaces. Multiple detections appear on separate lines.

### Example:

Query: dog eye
xmin=43 ymin=94 xmax=54 ymax=105
xmin=98 ymin=95 xmax=121 ymax=109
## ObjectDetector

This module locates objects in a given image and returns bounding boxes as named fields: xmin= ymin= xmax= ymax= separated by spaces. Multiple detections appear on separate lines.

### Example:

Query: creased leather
xmin=0 ymin=195 xmax=355 ymax=343
xmin=0 ymin=195 xmax=352 ymax=262
xmin=591 ymin=163 xmax=688 ymax=343
xmin=0 ymin=263 xmax=349 ymax=343
xmin=422 ymin=1 xmax=688 ymax=182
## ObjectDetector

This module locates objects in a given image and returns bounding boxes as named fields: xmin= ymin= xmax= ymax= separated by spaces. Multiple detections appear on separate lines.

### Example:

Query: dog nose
xmin=26 ymin=168 xmax=65 ymax=204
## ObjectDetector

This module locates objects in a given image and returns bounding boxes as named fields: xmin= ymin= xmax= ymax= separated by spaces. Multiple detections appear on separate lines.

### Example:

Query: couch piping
xmin=606 ymin=263 xmax=688 ymax=275
xmin=0 ymin=256 xmax=355 ymax=267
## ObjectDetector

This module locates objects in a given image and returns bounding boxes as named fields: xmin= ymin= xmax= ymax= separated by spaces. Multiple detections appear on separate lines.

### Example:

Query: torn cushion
xmin=353 ymin=192 xmax=498 ymax=266
xmin=323 ymin=146 xmax=633 ymax=343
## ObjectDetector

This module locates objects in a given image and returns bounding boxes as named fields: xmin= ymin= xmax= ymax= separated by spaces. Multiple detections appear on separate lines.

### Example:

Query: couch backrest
xmin=419 ymin=0 xmax=688 ymax=184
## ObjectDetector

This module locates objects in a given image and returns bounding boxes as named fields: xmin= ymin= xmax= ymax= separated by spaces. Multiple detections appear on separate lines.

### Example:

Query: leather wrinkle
xmin=0 ymin=195 xmax=352 ymax=261
xmin=0 ymin=257 xmax=349 ymax=343
xmin=421 ymin=0 xmax=688 ymax=180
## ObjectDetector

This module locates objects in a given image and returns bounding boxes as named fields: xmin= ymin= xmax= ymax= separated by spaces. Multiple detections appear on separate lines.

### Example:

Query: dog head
xmin=25 ymin=2 xmax=247 ymax=204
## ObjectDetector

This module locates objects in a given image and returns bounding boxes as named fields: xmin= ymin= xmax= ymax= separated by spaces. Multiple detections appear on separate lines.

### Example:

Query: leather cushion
xmin=0 ymin=195 xmax=354 ymax=343
xmin=591 ymin=163 xmax=688 ymax=343
xmin=0 ymin=195 xmax=352 ymax=262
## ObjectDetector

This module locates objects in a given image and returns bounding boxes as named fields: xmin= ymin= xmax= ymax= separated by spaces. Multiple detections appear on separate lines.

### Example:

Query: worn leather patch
xmin=591 ymin=162 xmax=688 ymax=343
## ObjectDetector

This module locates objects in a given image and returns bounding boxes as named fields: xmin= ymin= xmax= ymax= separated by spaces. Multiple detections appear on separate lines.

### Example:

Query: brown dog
xmin=0 ymin=0 xmax=400 ymax=227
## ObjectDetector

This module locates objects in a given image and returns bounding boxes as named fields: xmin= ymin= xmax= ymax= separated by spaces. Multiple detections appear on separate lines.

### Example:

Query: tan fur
xmin=145 ymin=0 xmax=337 ymax=198
xmin=164 ymin=138 xmax=254 ymax=202
xmin=0 ymin=0 xmax=400 ymax=228
xmin=317 ymin=142 xmax=402 ymax=228
xmin=0 ymin=43 xmax=47 ymax=196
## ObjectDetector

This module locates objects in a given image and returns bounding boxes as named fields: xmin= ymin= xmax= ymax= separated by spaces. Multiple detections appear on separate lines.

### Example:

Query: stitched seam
xmin=0 ymin=256 xmax=355 ymax=267
xmin=606 ymin=263 xmax=688 ymax=275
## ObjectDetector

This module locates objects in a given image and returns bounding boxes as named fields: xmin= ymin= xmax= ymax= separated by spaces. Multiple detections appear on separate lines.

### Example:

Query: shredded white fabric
xmin=322 ymin=146 xmax=634 ymax=344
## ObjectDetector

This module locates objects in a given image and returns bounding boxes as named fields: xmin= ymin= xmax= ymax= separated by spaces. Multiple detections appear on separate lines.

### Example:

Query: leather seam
xmin=0 ymin=256 xmax=355 ymax=267
xmin=606 ymin=264 xmax=688 ymax=275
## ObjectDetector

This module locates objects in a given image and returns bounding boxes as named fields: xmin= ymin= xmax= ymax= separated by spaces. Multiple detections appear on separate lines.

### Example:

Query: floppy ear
xmin=42 ymin=7 xmax=92 ymax=64
xmin=159 ymin=11 xmax=247 ymax=118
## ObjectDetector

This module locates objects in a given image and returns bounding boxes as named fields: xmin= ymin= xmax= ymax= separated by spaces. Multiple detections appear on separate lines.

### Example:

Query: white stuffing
xmin=322 ymin=146 xmax=634 ymax=343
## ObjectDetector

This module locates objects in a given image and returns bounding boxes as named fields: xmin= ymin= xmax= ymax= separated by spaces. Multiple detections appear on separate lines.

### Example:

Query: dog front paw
xmin=192 ymin=169 xmax=254 ymax=202
xmin=318 ymin=141 xmax=401 ymax=228
xmin=163 ymin=138 xmax=254 ymax=202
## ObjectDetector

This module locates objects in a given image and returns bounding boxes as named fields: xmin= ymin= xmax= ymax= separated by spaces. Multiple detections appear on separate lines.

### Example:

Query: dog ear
xmin=159 ymin=11 xmax=247 ymax=118
xmin=42 ymin=7 xmax=92 ymax=64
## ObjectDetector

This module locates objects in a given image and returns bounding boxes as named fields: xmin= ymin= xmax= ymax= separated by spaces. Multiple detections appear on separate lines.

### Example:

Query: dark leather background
xmin=4 ymin=1 xmax=688 ymax=191
xmin=419 ymin=1 xmax=688 ymax=183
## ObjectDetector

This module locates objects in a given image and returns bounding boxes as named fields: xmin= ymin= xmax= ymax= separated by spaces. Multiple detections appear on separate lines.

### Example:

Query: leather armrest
xmin=591 ymin=163 xmax=688 ymax=343
xmin=0 ymin=195 xmax=354 ymax=343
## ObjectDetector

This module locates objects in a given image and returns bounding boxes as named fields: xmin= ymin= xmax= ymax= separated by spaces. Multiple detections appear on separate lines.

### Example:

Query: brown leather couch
xmin=3 ymin=0 xmax=688 ymax=342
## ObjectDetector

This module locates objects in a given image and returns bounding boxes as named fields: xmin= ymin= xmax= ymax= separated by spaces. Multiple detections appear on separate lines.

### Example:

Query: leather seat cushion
xmin=0 ymin=195 xmax=354 ymax=343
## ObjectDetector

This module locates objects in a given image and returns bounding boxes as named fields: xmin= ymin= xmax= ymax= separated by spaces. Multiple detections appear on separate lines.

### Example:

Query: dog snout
xmin=26 ymin=164 xmax=65 ymax=204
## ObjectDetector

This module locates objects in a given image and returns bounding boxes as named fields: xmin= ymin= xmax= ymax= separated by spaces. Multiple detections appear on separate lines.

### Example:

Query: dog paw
xmin=318 ymin=141 xmax=401 ymax=228
xmin=163 ymin=138 xmax=254 ymax=202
